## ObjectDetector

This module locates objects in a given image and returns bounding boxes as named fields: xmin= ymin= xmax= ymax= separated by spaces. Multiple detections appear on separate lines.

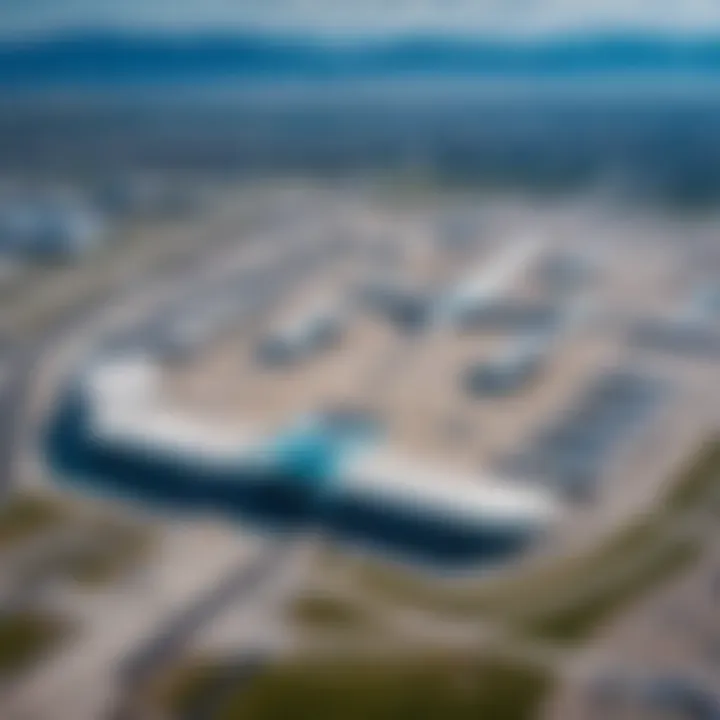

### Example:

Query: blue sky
xmin=4 ymin=0 xmax=720 ymax=37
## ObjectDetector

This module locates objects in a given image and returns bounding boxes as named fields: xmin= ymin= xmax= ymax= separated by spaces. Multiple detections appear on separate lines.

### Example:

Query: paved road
xmin=0 ymin=349 xmax=34 ymax=499
xmin=0 ymin=311 xmax=93 ymax=501
xmin=109 ymin=537 xmax=309 ymax=720
xmin=118 ymin=540 xmax=291 ymax=691
xmin=0 ymin=198 xmax=352 ymax=720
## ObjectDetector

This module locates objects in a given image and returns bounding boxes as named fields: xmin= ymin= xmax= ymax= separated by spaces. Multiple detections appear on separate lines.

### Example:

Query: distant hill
xmin=2 ymin=32 xmax=720 ymax=87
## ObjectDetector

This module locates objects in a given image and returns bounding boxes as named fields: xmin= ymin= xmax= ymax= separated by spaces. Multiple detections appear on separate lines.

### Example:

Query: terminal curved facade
xmin=43 ymin=357 xmax=557 ymax=570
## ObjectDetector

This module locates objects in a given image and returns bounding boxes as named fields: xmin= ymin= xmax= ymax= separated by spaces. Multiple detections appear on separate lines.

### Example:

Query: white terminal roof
xmin=83 ymin=356 xmax=261 ymax=465
xmin=335 ymin=449 xmax=558 ymax=528
xmin=82 ymin=355 xmax=159 ymax=410
xmin=77 ymin=357 xmax=559 ymax=518
xmin=94 ymin=406 xmax=261 ymax=464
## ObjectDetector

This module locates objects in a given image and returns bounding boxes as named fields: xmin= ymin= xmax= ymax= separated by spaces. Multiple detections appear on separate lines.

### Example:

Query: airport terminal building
xmin=44 ymin=356 xmax=557 ymax=570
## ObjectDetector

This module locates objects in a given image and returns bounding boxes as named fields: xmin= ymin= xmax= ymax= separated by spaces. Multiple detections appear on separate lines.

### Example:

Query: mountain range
xmin=2 ymin=32 xmax=720 ymax=87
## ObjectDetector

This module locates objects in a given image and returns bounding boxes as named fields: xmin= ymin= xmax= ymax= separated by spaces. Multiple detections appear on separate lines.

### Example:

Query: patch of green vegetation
xmin=521 ymin=537 xmax=701 ymax=643
xmin=0 ymin=494 xmax=68 ymax=550
xmin=664 ymin=440 xmax=720 ymax=511
xmin=62 ymin=525 xmax=152 ymax=587
xmin=166 ymin=654 xmax=552 ymax=720
xmin=0 ymin=612 xmax=69 ymax=679
xmin=160 ymin=659 xmax=216 ymax=717
xmin=291 ymin=595 xmax=372 ymax=630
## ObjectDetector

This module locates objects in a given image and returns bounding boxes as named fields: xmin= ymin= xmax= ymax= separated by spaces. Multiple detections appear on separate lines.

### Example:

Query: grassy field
xmin=520 ymin=535 xmax=701 ymax=643
xmin=0 ymin=494 xmax=68 ymax=550
xmin=510 ymin=441 xmax=720 ymax=642
xmin=165 ymin=653 xmax=551 ymax=720
xmin=0 ymin=612 xmax=69 ymax=679
xmin=290 ymin=594 xmax=373 ymax=631
xmin=60 ymin=524 xmax=152 ymax=587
